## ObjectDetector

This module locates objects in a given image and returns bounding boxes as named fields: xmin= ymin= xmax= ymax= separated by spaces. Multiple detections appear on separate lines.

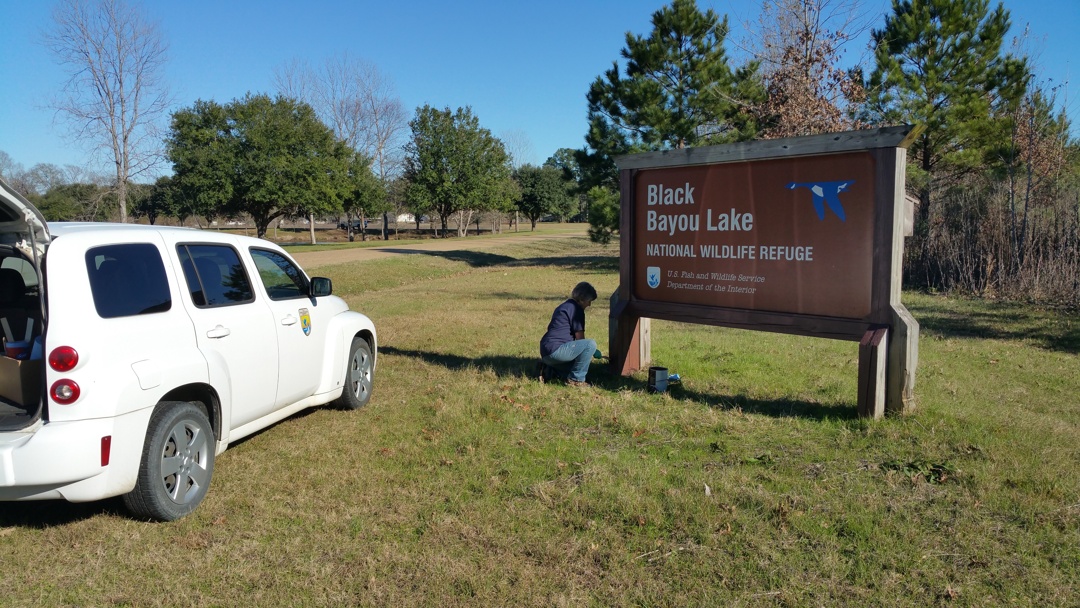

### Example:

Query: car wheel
xmin=334 ymin=337 xmax=374 ymax=410
xmin=123 ymin=401 xmax=215 ymax=521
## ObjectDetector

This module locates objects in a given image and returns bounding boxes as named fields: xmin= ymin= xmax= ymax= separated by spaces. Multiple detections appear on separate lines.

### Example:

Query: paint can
xmin=648 ymin=366 xmax=669 ymax=393
xmin=4 ymin=340 xmax=29 ymax=359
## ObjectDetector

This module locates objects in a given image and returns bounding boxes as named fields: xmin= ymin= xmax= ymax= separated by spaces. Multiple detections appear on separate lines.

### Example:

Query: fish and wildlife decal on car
xmin=300 ymin=308 xmax=311 ymax=335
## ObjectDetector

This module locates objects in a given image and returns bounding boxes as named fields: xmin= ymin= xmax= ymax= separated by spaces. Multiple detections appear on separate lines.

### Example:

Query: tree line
xmin=0 ymin=0 xmax=1076 ymax=305
xmin=1 ymin=1 xmax=581 ymax=240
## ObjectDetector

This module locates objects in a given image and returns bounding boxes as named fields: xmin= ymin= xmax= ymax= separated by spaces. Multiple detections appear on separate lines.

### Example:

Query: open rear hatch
xmin=0 ymin=177 xmax=50 ymax=430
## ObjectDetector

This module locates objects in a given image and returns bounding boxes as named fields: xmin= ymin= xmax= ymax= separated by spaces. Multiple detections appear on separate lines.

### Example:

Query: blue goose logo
xmin=786 ymin=180 xmax=855 ymax=221
xmin=646 ymin=266 xmax=661 ymax=289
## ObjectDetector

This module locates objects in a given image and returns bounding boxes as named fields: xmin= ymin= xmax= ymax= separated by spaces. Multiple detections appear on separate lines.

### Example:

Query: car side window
xmin=86 ymin=244 xmax=172 ymax=318
xmin=177 ymin=244 xmax=255 ymax=307
xmin=249 ymin=248 xmax=308 ymax=300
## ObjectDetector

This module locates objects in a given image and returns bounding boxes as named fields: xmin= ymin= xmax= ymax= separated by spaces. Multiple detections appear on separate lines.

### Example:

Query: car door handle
xmin=206 ymin=325 xmax=231 ymax=339
xmin=281 ymin=315 xmax=298 ymax=326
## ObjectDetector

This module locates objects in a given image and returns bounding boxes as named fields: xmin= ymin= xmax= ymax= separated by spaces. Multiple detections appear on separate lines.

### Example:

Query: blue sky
xmin=1 ymin=0 xmax=1076 ymax=178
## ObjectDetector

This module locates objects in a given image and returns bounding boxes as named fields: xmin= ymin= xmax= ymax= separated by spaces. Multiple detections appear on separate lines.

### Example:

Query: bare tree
xmin=273 ymin=52 xmax=407 ymax=180
xmin=45 ymin=0 xmax=171 ymax=223
xmin=273 ymin=58 xmax=317 ymax=108
xmin=358 ymin=67 xmax=409 ymax=182
xmin=357 ymin=65 xmax=409 ymax=239
xmin=0 ymin=151 xmax=20 ymax=180
xmin=21 ymin=164 xmax=68 ymax=196
xmin=748 ymin=0 xmax=868 ymax=137
xmin=274 ymin=52 xmax=408 ymax=237
xmin=500 ymin=129 xmax=535 ymax=170
xmin=0 ymin=151 xmax=28 ymax=195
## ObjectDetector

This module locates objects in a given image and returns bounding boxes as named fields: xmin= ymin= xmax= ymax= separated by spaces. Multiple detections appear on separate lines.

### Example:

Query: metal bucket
xmin=648 ymin=366 xmax=668 ymax=393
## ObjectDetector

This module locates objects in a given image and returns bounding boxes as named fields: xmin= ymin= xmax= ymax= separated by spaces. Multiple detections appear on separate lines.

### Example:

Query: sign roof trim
xmin=615 ymin=125 xmax=922 ymax=171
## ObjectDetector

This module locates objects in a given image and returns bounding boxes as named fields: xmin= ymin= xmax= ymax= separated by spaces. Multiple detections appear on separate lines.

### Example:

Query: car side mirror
xmin=309 ymin=276 xmax=332 ymax=297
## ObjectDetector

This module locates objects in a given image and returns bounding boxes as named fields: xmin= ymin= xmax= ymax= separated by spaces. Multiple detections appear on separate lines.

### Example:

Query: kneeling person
xmin=539 ymin=282 xmax=598 ymax=387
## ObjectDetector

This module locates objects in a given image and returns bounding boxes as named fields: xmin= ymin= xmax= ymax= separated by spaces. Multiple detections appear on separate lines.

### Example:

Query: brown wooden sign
xmin=631 ymin=151 xmax=876 ymax=319
xmin=609 ymin=126 xmax=923 ymax=418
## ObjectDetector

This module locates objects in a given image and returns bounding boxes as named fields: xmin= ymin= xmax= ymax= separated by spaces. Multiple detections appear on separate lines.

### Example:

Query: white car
xmin=0 ymin=178 xmax=377 ymax=520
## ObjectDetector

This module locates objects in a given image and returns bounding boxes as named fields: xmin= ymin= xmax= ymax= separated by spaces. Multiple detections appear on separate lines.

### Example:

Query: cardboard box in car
xmin=0 ymin=355 xmax=41 ymax=406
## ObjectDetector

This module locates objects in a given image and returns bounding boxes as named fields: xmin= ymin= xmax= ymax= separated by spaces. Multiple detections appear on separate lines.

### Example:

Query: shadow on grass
xmin=382 ymin=346 xmax=859 ymax=421
xmin=586 ymin=366 xmax=860 ymax=421
xmin=0 ymin=409 xmax=323 ymax=528
xmin=676 ymin=386 xmax=858 ymax=420
xmin=0 ymin=496 xmax=126 ymax=527
xmin=380 ymin=346 xmax=538 ymax=379
xmin=513 ymin=254 xmax=620 ymax=274
xmin=911 ymin=298 xmax=1080 ymax=354
xmin=376 ymin=249 xmax=516 ymax=267
xmin=374 ymin=248 xmax=619 ymax=273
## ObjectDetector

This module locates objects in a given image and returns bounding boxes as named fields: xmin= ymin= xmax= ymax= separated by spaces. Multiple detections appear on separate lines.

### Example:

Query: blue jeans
xmin=542 ymin=339 xmax=596 ymax=382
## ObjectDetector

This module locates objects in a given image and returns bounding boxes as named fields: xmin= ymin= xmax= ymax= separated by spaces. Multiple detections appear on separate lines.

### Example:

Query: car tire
xmin=123 ymin=401 xmax=215 ymax=522
xmin=333 ymin=337 xmax=374 ymax=410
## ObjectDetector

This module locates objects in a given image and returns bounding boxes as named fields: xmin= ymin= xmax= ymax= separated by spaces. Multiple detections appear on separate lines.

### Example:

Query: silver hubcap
xmin=348 ymin=347 xmax=372 ymax=400
xmin=160 ymin=420 xmax=209 ymax=504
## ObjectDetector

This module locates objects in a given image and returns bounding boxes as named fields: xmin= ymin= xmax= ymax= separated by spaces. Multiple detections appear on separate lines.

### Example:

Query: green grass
xmin=278 ymin=222 xmax=591 ymax=253
xmin=2 ymin=236 xmax=1078 ymax=606
xmin=282 ymin=237 xmax=429 ymax=253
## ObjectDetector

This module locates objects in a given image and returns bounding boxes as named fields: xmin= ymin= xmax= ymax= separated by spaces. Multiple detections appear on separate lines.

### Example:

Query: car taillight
xmin=49 ymin=346 xmax=79 ymax=372
xmin=50 ymin=380 xmax=81 ymax=405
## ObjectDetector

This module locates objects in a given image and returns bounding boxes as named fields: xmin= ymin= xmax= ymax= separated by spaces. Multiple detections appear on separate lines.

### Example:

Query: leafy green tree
xmin=404 ymin=105 xmax=513 ymax=236
xmin=127 ymin=182 xmax=155 ymax=224
xmin=341 ymin=152 xmax=387 ymax=241
xmin=34 ymin=183 xmax=113 ymax=221
xmin=273 ymin=53 xmax=408 ymax=240
xmin=169 ymin=94 xmax=349 ymax=238
xmin=585 ymin=186 xmax=620 ymax=246
xmin=514 ymin=164 xmax=573 ymax=230
xmin=579 ymin=0 xmax=765 ymax=191
xmin=545 ymin=149 xmax=588 ymax=221
xmin=545 ymin=148 xmax=583 ymax=187
xmin=167 ymin=99 xmax=236 ymax=223
xmin=485 ymin=172 xmax=522 ymax=234
xmin=131 ymin=176 xmax=176 ymax=225
xmin=863 ymin=0 xmax=1029 ymax=235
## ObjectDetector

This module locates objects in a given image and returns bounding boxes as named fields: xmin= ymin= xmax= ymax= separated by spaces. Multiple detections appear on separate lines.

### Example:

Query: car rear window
xmin=86 ymin=244 xmax=172 ymax=318
xmin=1 ymin=256 xmax=39 ymax=289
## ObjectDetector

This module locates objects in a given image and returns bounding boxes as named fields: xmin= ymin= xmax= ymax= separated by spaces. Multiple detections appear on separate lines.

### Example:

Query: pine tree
xmin=578 ymin=0 xmax=764 ymax=191
xmin=863 ymin=0 xmax=1029 ymax=235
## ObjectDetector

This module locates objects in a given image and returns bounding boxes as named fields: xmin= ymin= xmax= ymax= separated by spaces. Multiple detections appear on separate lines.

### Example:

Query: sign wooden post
xmin=609 ymin=291 xmax=650 ymax=375
xmin=608 ymin=126 xmax=923 ymax=418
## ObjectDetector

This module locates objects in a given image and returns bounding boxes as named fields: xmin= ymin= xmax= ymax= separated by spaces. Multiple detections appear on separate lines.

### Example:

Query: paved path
xmin=292 ymin=228 xmax=587 ymax=269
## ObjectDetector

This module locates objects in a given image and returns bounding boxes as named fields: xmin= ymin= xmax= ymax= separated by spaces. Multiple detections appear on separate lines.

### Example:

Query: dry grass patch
xmin=2 ymin=236 xmax=1078 ymax=606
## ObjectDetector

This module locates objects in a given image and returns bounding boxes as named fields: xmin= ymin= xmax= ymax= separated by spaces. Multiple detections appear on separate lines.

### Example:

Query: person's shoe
xmin=535 ymin=360 xmax=546 ymax=384
xmin=567 ymin=379 xmax=590 ymax=388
